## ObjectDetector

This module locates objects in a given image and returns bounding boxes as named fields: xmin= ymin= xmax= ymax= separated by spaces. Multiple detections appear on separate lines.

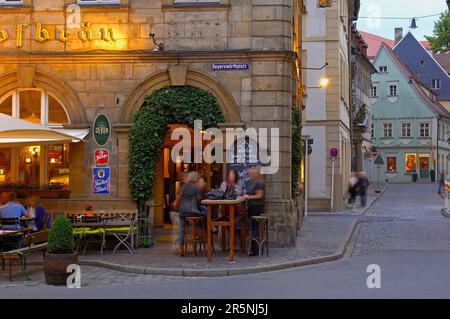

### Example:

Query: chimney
xmin=395 ymin=27 xmax=403 ymax=45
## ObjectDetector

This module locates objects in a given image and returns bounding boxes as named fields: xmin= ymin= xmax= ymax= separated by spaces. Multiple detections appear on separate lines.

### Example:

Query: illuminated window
xmin=405 ymin=154 xmax=417 ymax=173
xmin=0 ymin=89 xmax=69 ymax=126
xmin=387 ymin=157 xmax=397 ymax=172
xmin=318 ymin=0 xmax=332 ymax=7
xmin=0 ymin=148 xmax=11 ymax=183
xmin=18 ymin=146 xmax=40 ymax=185
xmin=47 ymin=144 xmax=70 ymax=186
xmin=19 ymin=90 xmax=41 ymax=124
xmin=0 ymin=95 xmax=12 ymax=116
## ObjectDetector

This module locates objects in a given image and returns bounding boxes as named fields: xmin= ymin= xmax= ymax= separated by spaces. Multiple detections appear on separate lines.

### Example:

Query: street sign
xmin=374 ymin=154 xmax=384 ymax=165
xmin=307 ymin=139 xmax=314 ymax=145
xmin=330 ymin=148 xmax=339 ymax=158
xmin=302 ymin=144 xmax=312 ymax=155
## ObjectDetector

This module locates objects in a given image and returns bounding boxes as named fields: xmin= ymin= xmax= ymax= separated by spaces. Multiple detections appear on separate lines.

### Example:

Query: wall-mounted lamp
xmin=149 ymin=33 xmax=164 ymax=52
xmin=299 ymin=63 xmax=328 ymax=71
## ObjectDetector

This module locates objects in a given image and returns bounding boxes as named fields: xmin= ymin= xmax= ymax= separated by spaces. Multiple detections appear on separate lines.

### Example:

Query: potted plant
xmin=43 ymin=215 xmax=77 ymax=286
xmin=85 ymin=203 xmax=94 ymax=217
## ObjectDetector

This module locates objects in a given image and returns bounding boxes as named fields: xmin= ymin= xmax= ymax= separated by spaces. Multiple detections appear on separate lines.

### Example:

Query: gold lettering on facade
xmin=16 ymin=24 xmax=29 ymax=48
xmin=57 ymin=28 xmax=69 ymax=43
xmin=0 ymin=30 xmax=8 ymax=43
xmin=36 ymin=23 xmax=50 ymax=43
xmin=100 ymin=28 xmax=117 ymax=43
xmin=79 ymin=22 xmax=94 ymax=42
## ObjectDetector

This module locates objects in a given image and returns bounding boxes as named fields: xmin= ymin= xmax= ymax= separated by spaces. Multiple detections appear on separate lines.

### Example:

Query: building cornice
xmin=0 ymin=50 xmax=297 ymax=64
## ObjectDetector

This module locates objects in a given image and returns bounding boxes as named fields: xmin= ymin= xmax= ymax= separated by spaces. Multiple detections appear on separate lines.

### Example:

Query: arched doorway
xmin=129 ymin=86 xmax=227 ymax=228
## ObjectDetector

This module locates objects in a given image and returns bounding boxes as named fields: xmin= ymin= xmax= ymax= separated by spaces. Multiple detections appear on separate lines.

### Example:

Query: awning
xmin=0 ymin=113 xmax=90 ymax=145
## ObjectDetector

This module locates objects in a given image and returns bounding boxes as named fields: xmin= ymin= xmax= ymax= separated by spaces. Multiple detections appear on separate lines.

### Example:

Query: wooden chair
xmin=184 ymin=216 xmax=208 ymax=256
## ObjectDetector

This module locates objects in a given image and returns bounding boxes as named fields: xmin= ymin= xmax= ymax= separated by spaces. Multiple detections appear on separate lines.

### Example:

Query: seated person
xmin=219 ymin=169 xmax=242 ymax=197
xmin=197 ymin=177 xmax=209 ymax=216
xmin=0 ymin=192 xmax=26 ymax=229
xmin=24 ymin=195 xmax=51 ymax=232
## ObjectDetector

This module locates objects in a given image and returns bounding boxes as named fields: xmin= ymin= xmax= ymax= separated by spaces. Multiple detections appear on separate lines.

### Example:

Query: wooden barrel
xmin=43 ymin=252 xmax=78 ymax=286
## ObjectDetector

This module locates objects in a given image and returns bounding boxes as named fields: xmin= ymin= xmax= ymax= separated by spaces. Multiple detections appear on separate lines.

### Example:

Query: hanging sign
xmin=93 ymin=167 xmax=110 ymax=194
xmin=93 ymin=113 xmax=111 ymax=146
xmin=94 ymin=149 xmax=109 ymax=166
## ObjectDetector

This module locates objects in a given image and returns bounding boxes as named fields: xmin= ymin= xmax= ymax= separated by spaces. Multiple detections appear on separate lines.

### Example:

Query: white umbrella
xmin=0 ymin=113 xmax=89 ymax=144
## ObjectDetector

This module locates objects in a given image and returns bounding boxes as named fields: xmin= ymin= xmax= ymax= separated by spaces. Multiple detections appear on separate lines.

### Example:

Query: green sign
xmin=93 ymin=114 xmax=111 ymax=146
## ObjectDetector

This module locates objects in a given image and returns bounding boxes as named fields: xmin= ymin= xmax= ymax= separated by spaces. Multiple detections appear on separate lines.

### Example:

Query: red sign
xmin=330 ymin=148 xmax=339 ymax=158
xmin=94 ymin=149 xmax=109 ymax=166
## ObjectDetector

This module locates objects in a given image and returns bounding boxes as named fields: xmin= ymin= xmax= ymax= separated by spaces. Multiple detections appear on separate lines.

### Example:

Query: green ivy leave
xmin=128 ymin=86 xmax=225 ymax=201
xmin=291 ymin=105 xmax=302 ymax=197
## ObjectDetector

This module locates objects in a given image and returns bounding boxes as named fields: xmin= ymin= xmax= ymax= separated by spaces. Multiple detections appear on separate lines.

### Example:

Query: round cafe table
xmin=201 ymin=198 xmax=246 ymax=262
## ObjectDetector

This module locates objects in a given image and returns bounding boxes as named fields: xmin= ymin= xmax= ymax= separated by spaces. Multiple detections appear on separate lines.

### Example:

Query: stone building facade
xmin=0 ymin=0 xmax=305 ymax=247
xmin=301 ymin=0 xmax=359 ymax=212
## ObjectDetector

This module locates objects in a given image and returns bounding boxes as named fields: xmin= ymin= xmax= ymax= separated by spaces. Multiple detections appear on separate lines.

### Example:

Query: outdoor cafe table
xmin=201 ymin=198 xmax=246 ymax=262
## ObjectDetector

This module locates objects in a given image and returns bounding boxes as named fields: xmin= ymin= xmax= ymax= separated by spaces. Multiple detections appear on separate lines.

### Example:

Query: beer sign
xmin=93 ymin=114 xmax=111 ymax=146
xmin=94 ymin=149 xmax=109 ymax=166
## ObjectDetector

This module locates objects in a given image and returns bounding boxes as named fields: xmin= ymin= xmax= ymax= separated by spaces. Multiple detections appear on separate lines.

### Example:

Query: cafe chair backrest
xmin=82 ymin=215 xmax=100 ymax=223
xmin=23 ymin=230 xmax=49 ymax=246
xmin=0 ymin=217 xmax=20 ymax=226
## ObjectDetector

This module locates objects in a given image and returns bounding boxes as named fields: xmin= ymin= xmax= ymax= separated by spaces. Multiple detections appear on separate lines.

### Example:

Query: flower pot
xmin=43 ymin=252 xmax=78 ymax=286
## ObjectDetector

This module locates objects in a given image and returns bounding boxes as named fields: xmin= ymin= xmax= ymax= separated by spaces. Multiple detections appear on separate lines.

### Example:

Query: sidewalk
xmin=74 ymin=215 xmax=358 ymax=277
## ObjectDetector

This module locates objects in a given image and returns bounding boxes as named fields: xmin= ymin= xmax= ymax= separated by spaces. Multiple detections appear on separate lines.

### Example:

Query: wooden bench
xmin=0 ymin=230 xmax=48 ymax=281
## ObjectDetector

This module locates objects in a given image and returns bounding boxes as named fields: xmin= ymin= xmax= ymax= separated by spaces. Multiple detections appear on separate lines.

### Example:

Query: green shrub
xmin=47 ymin=216 xmax=75 ymax=254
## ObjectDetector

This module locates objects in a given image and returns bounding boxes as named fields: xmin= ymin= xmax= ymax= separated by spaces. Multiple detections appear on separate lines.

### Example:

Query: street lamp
xmin=319 ymin=77 xmax=330 ymax=89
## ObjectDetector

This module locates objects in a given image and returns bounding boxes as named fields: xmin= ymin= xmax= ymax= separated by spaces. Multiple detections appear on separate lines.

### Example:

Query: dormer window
xmin=379 ymin=66 xmax=388 ymax=73
xmin=432 ymin=79 xmax=441 ymax=90
xmin=420 ymin=60 xmax=425 ymax=67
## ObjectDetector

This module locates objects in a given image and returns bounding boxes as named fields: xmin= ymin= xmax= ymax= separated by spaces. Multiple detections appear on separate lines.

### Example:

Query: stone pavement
xmin=0 ymin=215 xmax=357 ymax=285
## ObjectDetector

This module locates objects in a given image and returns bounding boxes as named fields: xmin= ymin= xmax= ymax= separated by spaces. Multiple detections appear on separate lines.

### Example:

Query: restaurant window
xmin=0 ymin=94 xmax=12 ymax=116
xmin=383 ymin=123 xmax=392 ymax=138
xmin=387 ymin=157 xmax=397 ymax=172
xmin=0 ymin=89 xmax=69 ymax=126
xmin=405 ymin=154 xmax=417 ymax=173
xmin=401 ymin=122 xmax=411 ymax=137
xmin=420 ymin=122 xmax=430 ymax=137
xmin=47 ymin=144 xmax=70 ymax=185
xmin=0 ymin=148 xmax=12 ymax=183
xmin=18 ymin=145 xmax=41 ymax=185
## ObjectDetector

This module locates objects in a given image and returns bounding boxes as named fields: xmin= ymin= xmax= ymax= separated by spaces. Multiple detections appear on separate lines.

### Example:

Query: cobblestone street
xmin=3 ymin=183 xmax=450 ymax=298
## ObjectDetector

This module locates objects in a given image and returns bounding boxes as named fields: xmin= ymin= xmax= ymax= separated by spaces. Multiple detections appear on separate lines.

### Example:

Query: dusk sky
xmin=358 ymin=0 xmax=448 ymax=41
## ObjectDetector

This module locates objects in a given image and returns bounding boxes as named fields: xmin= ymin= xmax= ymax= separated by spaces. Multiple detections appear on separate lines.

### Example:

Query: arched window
xmin=0 ymin=89 xmax=69 ymax=126
xmin=0 ymin=89 xmax=71 ymax=194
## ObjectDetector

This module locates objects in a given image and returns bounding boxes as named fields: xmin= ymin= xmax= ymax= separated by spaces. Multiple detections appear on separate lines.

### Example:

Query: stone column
xmin=113 ymin=124 xmax=132 ymax=199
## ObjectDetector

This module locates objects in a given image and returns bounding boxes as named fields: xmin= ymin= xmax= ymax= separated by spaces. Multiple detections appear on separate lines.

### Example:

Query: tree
xmin=426 ymin=11 xmax=450 ymax=53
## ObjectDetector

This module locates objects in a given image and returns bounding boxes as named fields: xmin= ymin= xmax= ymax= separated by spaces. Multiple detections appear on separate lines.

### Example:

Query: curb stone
xmin=78 ymin=219 xmax=360 ymax=278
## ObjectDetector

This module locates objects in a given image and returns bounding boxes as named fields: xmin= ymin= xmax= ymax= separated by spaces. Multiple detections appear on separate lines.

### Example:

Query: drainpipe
xmin=437 ymin=116 xmax=441 ymax=178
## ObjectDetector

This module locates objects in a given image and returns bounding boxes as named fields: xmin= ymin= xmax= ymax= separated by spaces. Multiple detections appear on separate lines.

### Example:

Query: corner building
xmin=0 ymin=0 xmax=305 ymax=247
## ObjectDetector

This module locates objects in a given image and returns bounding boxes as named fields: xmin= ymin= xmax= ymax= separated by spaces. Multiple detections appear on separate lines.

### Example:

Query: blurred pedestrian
xmin=348 ymin=172 xmax=358 ymax=205
xmin=438 ymin=170 xmax=445 ymax=194
xmin=357 ymin=172 xmax=370 ymax=207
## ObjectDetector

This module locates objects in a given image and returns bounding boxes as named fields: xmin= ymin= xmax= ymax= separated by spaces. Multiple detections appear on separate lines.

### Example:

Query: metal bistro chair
xmin=81 ymin=215 xmax=105 ymax=255
xmin=247 ymin=214 xmax=269 ymax=257
xmin=70 ymin=215 xmax=89 ymax=253
xmin=104 ymin=211 xmax=138 ymax=255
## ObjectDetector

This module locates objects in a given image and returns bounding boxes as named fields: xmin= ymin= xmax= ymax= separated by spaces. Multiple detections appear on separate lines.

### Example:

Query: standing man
xmin=438 ymin=170 xmax=446 ymax=195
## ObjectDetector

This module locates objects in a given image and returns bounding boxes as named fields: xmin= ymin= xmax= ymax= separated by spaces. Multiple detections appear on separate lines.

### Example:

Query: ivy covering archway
xmin=128 ymin=86 xmax=225 ymax=201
